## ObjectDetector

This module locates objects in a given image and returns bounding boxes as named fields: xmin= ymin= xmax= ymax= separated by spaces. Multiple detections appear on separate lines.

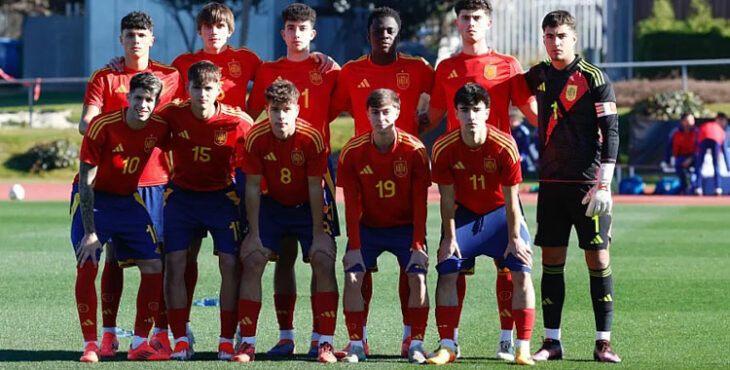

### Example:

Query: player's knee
xmin=276 ymin=238 xmax=299 ymax=268
xmin=585 ymin=249 xmax=610 ymax=270
xmin=186 ymin=238 xmax=202 ymax=262
xmin=511 ymin=270 xmax=531 ymax=288
xmin=407 ymin=271 xmax=427 ymax=288
xmin=164 ymin=251 xmax=187 ymax=279
xmin=218 ymin=253 xmax=238 ymax=273
xmin=241 ymin=251 xmax=267 ymax=274
xmin=310 ymin=250 xmax=335 ymax=272
xmin=541 ymin=247 xmax=567 ymax=265
xmin=137 ymin=259 xmax=162 ymax=274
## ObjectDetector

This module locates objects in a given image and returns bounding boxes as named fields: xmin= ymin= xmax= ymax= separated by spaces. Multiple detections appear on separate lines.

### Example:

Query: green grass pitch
xmin=0 ymin=201 xmax=728 ymax=369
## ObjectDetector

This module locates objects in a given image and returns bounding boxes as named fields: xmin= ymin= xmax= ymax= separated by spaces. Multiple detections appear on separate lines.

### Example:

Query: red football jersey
xmin=172 ymin=46 xmax=261 ymax=110
xmin=431 ymin=126 xmax=522 ymax=215
xmin=337 ymin=129 xmax=430 ymax=250
xmin=671 ymin=129 xmax=697 ymax=157
xmin=431 ymin=50 xmax=533 ymax=133
xmin=698 ymin=121 xmax=726 ymax=144
xmin=77 ymin=109 xmax=170 ymax=196
xmin=242 ymin=119 xmax=327 ymax=206
xmin=84 ymin=60 xmax=183 ymax=187
xmin=247 ymin=56 xmax=339 ymax=152
xmin=331 ymin=53 xmax=434 ymax=136
xmin=158 ymin=101 xmax=253 ymax=191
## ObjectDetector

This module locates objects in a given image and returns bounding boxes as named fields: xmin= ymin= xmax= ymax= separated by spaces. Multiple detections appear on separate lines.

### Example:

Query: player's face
xmin=368 ymin=16 xmax=399 ymax=55
xmin=267 ymin=101 xmax=300 ymax=139
xmin=199 ymin=21 xmax=232 ymax=51
xmin=127 ymin=88 xmax=158 ymax=122
xmin=543 ymin=24 xmax=577 ymax=62
xmin=120 ymin=29 xmax=154 ymax=59
xmin=456 ymin=102 xmax=489 ymax=133
xmin=456 ymin=9 xmax=492 ymax=44
xmin=367 ymin=103 xmax=400 ymax=134
xmin=281 ymin=20 xmax=316 ymax=52
xmin=187 ymin=80 xmax=221 ymax=110
xmin=681 ymin=115 xmax=695 ymax=130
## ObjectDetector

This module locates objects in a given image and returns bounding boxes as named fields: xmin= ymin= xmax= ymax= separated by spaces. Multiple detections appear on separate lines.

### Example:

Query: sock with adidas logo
xmin=589 ymin=266 xmax=614 ymax=333
xmin=541 ymin=263 xmax=565 ymax=331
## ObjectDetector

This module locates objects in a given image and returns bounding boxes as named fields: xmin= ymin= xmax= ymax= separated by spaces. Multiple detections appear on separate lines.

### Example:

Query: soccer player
xmin=246 ymin=4 xmax=340 ymax=356
xmin=337 ymin=89 xmax=431 ymax=364
xmin=521 ymin=10 xmax=621 ymax=363
xmin=695 ymin=113 xmax=730 ymax=195
xmin=237 ymin=80 xmax=338 ymax=363
xmin=79 ymin=11 xmax=181 ymax=357
xmin=72 ymin=72 xmax=170 ymax=362
xmin=156 ymin=61 xmax=253 ymax=361
xmin=663 ymin=113 xmax=698 ymax=195
xmin=427 ymin=83 xmax=535 ymax=366
xmin=421 ymin=1 xmax=537 ymax=359
xmin=329 ymin=6 xmax=433 ymax=355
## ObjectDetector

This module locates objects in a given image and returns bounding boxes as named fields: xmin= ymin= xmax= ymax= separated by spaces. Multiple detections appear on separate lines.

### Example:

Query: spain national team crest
xmin=228 ymin=60 xmax=242 ymax=78
xmin=309 ymin=70 xmax=324 ymax=86
xmin=394 ymin=159 xmax=408 ymax=178
xmin=144 ymin=136 xmax=157 ymax=153
xmin=484 ymin=158 xmax=497 ymax=173
xmin=291 ymin=150 xmax=305 ymax=166
xmin=214 ymin=129 xmax=228 ymax=146
xmin=484 ymin=65 xmax=498 ymax=80
xmin=566 ymin=84 xmax=578 ymax=101
xmin=396 ymin=72 xmax=410 ymax=90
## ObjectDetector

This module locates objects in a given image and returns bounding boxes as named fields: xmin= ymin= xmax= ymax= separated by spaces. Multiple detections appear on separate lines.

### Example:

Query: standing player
xmin=427 ymin=83 xmax=535 ymax=366
xmin=246 ymin=3 xmax=340 ymax=356
xmin=329 ymin=7 xmax=433 ymax=355
xmin=421 ymin=0 xmax=537 ymax=359
xmin=72 ymin=72 xmax=170 ymax=362
xmin=157 ymin=61 xmax=253 ymax=361
xmin=522 ymin=10 xmax=621 ymax=363
xmin=236 ymin=80 xmax=339 ymax=364
xmin=695 ymin=113 xmax=729 ymax=195
xmin=79 ymin=11 xmax=181 ymax=357
xmin=337 ymin=89 xmax=431 ymax=364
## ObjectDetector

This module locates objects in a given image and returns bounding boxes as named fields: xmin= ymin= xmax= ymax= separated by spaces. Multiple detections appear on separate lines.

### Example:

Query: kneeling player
xmin=427 ymin=83 xmax=535 ymax=365
xmin=337 ymin=89 xmax=431 ymax=363
xmin=72 ymin=72 xmax=170 ymax=362
xmin=157 ymin=61 xmax=253 ymax=361
xmin=236 ymin=80 xmax=339 ymax=363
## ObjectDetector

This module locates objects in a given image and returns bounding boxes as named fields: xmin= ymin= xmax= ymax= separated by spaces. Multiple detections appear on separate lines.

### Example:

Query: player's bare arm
xmin=78 ymin=105 xmax=101 ymax=135
xmin=240 ymin=173 xmax=268 ymax=260
xmin=437 ymin=183 xmax=460 ymax=263
xmin=419 ymin=106 xmax=447 ymax=134
xmin=518 ymin=99 xmax=538 ymax=127
xmin=76 ymin=162 xmax=101 ymax=267
xmin=502 ymin=184 xmax=532 ymax=267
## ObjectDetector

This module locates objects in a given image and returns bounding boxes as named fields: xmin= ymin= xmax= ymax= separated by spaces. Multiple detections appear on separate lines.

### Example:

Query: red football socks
xmin=398 ymin=269 xmax=410 ymax=327
xmin=344 ymin=310 xmax=364 ymax=341
xmin=456 ymin=274 xmax=466 ymax=325
xmin=310 ymin=295 xmax=319 ymax=334
xmin=168 ymin=308 xmax=188 ymax=340
xmin=220 ymin=309 xmax=237 ymax=340
xmin=514 ymin=308 xmax=535 ymax=341
xmin=76 ymin=264 xmax=99 ymax=342
xmin=238 ymin=299 xmax=262 ymax=337
xmin=134 ymin=273 xmax=162 ymax=337
xmin=314 ymin=292 xmax=338 ymax=336
xmin=496 ymin=266 xmax=514 ymax=330
xmin=361 ymin=271 xmax=373 ymax=326
xmin=100 ymin=261 xmax=123 ymax=328
xmin=435 ymin=305 xmax=459 ymax=340
xmin=408 ymin=306 xmax=429 ymax=341
xmin=184 ymin=262 xmax=198 ymax=322
xmin=274 ymin=293 xmax=296 ymax=331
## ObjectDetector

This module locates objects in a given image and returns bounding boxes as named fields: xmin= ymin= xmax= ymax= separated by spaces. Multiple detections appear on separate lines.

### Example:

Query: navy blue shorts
xmin=70 ymin=184 xmax=160 ymax=267
xmin=437 ymin=205 xmax=532 ymax=274
xmin=345 ymin=224 xmax=426 ymax=274
xmin=137 ymin=184 xmax=165 ymax=242
xmin=233 ymin=168 xmax=249 ymax=232
xmin=163 ymin=182 xmax=242 ymax=256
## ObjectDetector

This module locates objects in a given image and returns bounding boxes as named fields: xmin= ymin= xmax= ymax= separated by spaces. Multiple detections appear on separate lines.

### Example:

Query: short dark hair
xmin=281 ymin=3 xmax=316 ymax=26
xmin=129 ymin=72 xmax=164 ymax=102
xmin=717 ymin=112 xmax=727 ymax=120
xmin=454 ymin=83 xmax=491 ymax=109
xmin=680 ymin=112 xmax=694 ymax=121
xmin=367 ymin=7 xmax=401 ymax=32
xmin=197 ymin=2 xmax=235 ymax=33
xmin=188 ymin=61 xmax=221 ymax=86
xmin=366 ymin=89 xmax=400 ymax=109
xmin=454 ymin=0 xmax=493 ymax=17
xmin=265 ymin=79 xmax=300 ymax=106
xmin=121 ymin=11 xmax=153 ymax=32
xmin=542 ymin=10 xmax=576 ymax=31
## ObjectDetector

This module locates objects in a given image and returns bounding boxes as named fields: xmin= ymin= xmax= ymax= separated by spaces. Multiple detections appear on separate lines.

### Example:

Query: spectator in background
xmin=663 ymin=113 xmax=697 ymax=195
xmin=509 ymin=108 xmax=539 ymax=175
xmin=695 ymin=113 xmax=730 ymax=196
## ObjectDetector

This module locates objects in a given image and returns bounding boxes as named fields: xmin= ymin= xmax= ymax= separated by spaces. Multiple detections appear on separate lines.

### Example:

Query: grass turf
xmin=0 ymin=202 xmax=728 ymax=369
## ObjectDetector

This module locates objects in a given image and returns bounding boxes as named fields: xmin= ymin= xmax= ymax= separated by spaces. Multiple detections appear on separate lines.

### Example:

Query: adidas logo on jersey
xmin=359 ymin=165 xmax=374 ymax=175
xmin=448 ymin=69 xmax=459 ymax=79
xmin=114 ymin=85 xmax=128 ymax=94
xmin=537 ymin=82 xmax=546 ymax=92
xmin=453 ymin=161 xmax=465 ymax=170
xmin=264 ymin=152 xmax=277 ymax=161
xmin=178 ymin=130 xmax=190 ymax=139
xmin=112 ymin=144 xmax=124 ymax=153
xmin=357 ymin=79 xmax=371 ymax=88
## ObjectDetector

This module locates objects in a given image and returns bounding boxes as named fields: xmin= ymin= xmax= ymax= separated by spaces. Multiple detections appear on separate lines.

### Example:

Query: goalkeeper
xmin=520 ymin=10 xmax=621 ymax=363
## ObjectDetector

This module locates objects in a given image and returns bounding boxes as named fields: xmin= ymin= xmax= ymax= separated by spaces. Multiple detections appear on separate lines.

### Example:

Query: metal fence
xmin=0 ymin=77 xmax=87 ymax=127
